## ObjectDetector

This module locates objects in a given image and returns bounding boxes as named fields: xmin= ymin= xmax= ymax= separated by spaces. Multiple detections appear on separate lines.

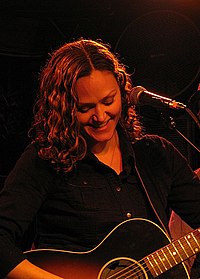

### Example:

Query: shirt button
xmin=116 ymin=186 xmax=121 ymax=192
xmin=126 ymin=212 xmax=132 ymax=218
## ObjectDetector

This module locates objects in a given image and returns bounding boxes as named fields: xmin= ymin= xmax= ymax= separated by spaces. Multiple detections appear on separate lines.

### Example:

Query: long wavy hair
xmin=29 ymin=39 xmax=143 ymax=174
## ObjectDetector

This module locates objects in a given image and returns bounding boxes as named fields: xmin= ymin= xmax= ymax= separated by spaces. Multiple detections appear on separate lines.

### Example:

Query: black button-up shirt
xmin=36 ymin=130 xmax=154 ymax=251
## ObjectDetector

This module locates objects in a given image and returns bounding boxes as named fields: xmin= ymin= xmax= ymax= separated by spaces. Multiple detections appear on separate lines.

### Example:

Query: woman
xmin=0 ymin=39 xmax=199 ymax=278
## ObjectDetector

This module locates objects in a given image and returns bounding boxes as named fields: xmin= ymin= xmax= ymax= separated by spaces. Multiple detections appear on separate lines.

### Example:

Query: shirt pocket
xmin=58 ymin=174 xmax=110 ymax=212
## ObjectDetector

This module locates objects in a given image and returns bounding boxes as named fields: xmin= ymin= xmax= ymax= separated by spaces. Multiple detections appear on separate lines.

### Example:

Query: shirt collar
xmin=82 ymin=125 xmax=135 ymax=170
xmin=117 ymin=125 xmax=135 ymax=176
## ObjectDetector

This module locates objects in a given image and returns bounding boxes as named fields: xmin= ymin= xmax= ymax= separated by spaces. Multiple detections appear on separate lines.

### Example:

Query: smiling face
xmin=75 ymin=70 xmax=122 ymax=146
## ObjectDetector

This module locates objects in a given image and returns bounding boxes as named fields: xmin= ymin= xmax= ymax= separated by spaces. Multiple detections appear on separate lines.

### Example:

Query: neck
xmin=91 ymin=132 xmax=122 ymax=174
xmin=91 ymin=131 xmax=118 ymax=154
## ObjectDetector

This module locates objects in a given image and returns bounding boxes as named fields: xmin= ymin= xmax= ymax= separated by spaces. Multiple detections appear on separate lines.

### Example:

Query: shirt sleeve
xmin=161 ymin=136 xmax=200 ymax=229
xmin=0 ymin=144 xmax=54 ymax=277
xmin=133 ymin=135 xmax=200 ymax=230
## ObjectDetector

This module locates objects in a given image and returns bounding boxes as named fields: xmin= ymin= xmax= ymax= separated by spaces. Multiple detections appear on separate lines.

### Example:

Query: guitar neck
xmin=144 ymin=227 xmax=200 ymax=277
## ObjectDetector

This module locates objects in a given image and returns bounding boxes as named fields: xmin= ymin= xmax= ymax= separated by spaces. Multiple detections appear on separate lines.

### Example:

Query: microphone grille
xmin=130 ymin=86 xmax=146 ymax=105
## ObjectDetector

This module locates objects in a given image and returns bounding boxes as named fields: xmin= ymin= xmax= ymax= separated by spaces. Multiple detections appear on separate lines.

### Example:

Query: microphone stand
xmin=166 ymin=107 xmax=200 ymax=153
xmin=185 ymin=107 xmax=200 ymax=130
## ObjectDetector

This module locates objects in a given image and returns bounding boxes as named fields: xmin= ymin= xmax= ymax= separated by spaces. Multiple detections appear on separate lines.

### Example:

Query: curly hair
xmin=29 ymin=39 xmax=143 ymax=174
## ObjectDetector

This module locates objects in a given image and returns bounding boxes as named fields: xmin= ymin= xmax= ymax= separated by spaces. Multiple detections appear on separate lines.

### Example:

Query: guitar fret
xmin=160 ymin=248 xmax=173 ymax=268
xmin=191 ymin=231 xmax=200 ymax=251
xmin=144 ymin=227 xmax=200 ymax=279
xmin=172 ymin=229 xmax=200 ymax=262
xmin=177 ymin=239 xmax=189 ymax=258
xmin=184 ymin=235 xmax=196 ymax=254
xmin=171 ymin=242 xmax=183 ymax=261
xmin=151 ymin=254 xmax=163 ymax=273
xmin=146 ymin=255 xmax=159 ymax=276
xmin=146 ymin=243 xmax=182 ymax=277
xmin=166 ymin=246 xmax=178 ymax=264
xmin=156 ymin=251 xmax=168 ymax=271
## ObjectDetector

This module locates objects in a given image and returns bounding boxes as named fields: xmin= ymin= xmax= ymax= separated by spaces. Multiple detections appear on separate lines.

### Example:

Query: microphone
xmin=130 ymin=86 xmax=187 ymax=110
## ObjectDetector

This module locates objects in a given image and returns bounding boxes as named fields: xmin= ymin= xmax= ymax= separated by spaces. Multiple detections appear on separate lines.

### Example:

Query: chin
xmin=89 ymin=130 xmax=115 ymax=143
xmin=83 ymin=120 xmax=118 ymax=143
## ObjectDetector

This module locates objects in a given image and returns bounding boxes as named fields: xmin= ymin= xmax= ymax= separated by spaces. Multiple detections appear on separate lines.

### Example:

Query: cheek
xmin=112 ymin=99 xmax=122 ymax=116
xmin=76 ymin=112 xmax=90 ymax=125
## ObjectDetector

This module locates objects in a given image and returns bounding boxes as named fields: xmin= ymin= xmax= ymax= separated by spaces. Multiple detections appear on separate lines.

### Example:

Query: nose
xmin=92 ymin=104 xmax=106 ymax=122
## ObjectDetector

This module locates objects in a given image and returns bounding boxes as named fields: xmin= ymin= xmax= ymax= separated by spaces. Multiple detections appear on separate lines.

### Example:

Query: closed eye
xmin=77 ymin=104 xmax=94 ymax=113
xmin=102 ymin=96 xmax=114 ymax=106
xmin=77 ymin=92 xmax=116 ymax=113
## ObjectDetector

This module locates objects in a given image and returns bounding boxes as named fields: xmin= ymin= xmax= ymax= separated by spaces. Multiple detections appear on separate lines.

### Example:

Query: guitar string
xmin=106 ymin=261 xmax=148 ymax=279
xmin=106 ymin=242 xmax=198 ymax=279
xmin=106 ymin=240 xmax=200 ymax=279
xmin=105 ymin=230 xmax=200 ymax=279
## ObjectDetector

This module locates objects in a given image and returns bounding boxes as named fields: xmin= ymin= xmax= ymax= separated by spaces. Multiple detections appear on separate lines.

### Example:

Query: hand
xmin=6 ymin=259 xmax=64 ymax=279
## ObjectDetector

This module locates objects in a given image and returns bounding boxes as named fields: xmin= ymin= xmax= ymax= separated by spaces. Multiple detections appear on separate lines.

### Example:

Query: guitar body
xmin=25 ymin=218 xmax=189 ymax=279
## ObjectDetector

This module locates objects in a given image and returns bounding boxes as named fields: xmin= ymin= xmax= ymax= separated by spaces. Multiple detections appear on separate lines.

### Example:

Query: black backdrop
xmin=0 ymin=0 xmax=199 ymax=187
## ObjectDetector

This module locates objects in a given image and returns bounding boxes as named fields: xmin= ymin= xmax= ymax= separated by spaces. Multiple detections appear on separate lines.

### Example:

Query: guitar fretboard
xmin=144 ymin=228 xmax=200 ymax=277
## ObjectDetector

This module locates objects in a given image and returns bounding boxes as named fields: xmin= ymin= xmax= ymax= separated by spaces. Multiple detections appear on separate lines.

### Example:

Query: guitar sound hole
xmin=99 ymin=257 xmax=149 ymax=279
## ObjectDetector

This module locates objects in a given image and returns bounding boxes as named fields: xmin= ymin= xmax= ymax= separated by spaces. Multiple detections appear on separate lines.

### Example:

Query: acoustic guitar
xmin=25 ymin=218 xmax=200 ymax=278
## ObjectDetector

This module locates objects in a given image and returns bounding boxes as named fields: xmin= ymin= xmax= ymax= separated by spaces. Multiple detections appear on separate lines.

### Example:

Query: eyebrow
xmin=78 ymin=90 xmax=117 ymax=106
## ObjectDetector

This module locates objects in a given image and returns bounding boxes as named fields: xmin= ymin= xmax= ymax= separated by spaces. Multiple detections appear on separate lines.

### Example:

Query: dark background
xmin=0 ymin=0 xmax=200 ymax=187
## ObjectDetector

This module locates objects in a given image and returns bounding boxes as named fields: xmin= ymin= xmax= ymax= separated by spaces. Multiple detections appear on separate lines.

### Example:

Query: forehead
xmin=75 ymin=70 xmax=119 ymax=103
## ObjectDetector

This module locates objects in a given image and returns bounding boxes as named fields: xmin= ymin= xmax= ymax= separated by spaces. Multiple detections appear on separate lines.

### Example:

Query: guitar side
xmin=25 ymin=218 xmax=190 ymax=279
